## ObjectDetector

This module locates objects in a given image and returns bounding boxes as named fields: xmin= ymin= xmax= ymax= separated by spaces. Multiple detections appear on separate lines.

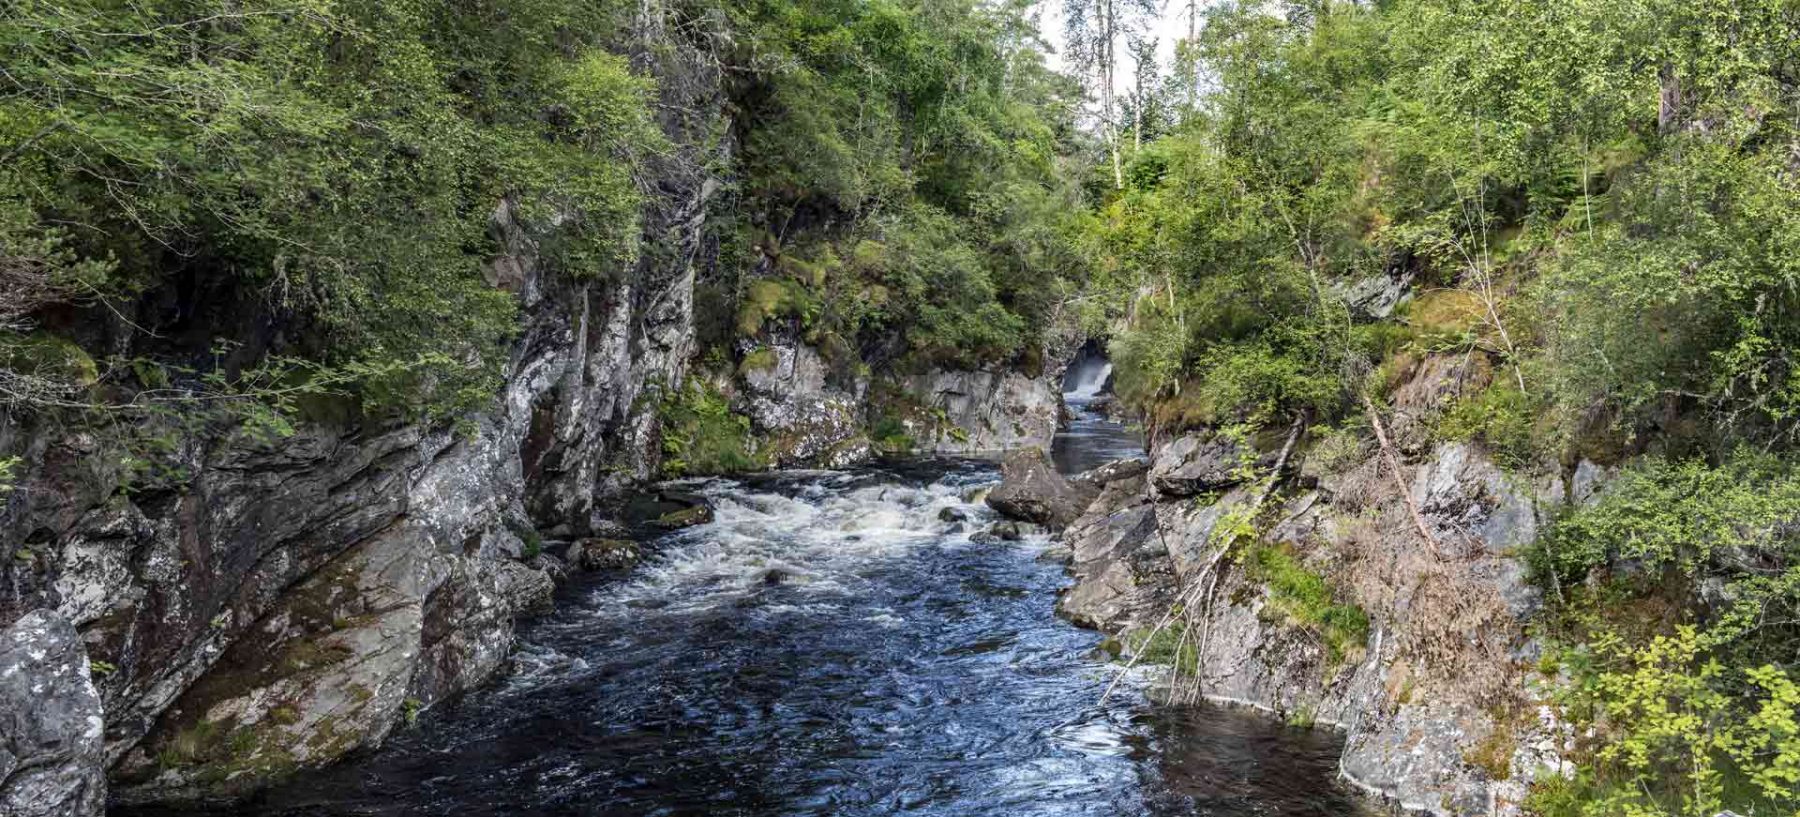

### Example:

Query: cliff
xmin=1055 ymin=355 xmax=1600 ymax=816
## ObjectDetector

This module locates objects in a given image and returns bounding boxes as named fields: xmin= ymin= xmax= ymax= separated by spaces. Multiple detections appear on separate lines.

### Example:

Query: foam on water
xmin=153 ymin=461 xmax=1360 ymax=817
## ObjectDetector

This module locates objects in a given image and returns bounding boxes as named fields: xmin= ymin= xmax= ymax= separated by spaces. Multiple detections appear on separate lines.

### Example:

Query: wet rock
xmin=985 ymin=449 xmax=1098 ymax=530
xmin=1057 ymin=496 xmax=1171 ymax=632
xmin=654 ymin=504 xmax=713 ymax=530
xmin=760 ymin=567 xmax=800 ymax=585
xmin=937 ymin=507 xmax=971 ymax=523
xmin=984 ymin=520 xmax=1050 ymax=541
xmin=0 ymin=610 xmax=106 ymax=817
xmin=564 ymin=539 xmax=641 ymax=571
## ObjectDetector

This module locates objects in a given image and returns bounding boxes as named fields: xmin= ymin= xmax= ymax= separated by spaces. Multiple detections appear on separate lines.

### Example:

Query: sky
xmin=1032 ymin=0 xmax=1194 ymax=93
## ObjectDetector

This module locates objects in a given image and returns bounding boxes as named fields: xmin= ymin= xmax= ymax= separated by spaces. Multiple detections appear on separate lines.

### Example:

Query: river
xmin=135 ymin=370 xmax=1363 ymax=816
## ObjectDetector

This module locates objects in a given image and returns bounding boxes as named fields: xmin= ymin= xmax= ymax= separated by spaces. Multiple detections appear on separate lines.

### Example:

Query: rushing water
xmin=130 ymin=373 xmax=1363 ymax=817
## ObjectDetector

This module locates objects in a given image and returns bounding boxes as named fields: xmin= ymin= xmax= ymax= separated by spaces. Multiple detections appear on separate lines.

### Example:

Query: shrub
xmin=657 ymin=379 xmax=762 ymax=476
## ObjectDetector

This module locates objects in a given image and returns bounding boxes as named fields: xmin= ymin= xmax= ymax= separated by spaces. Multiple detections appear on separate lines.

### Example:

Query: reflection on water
xmin=120 ymin=407 xmax=1361 ymax=817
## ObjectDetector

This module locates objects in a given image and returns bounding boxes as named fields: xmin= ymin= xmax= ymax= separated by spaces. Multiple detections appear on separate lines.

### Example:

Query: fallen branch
xmin=1361 ymin=392 xmax=1442 ymax=559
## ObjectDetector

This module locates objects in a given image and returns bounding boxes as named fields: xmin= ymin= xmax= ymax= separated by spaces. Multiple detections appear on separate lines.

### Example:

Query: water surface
xmin=123 ymin=380 xmax=1363 ymax=816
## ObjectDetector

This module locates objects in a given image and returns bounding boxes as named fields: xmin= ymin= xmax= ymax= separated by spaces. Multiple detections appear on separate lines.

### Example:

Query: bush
xmin=1532 ymin=452 xmax=1800 ymax=816
xmin=657 ymin=379 xmax=763 ymax=477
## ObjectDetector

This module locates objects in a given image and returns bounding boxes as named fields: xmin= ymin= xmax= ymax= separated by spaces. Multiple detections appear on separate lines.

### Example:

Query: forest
xmin=4 ymin=0 xmax=1800 ymax=815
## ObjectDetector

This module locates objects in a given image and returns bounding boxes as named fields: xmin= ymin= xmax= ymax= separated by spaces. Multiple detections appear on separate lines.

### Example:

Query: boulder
xmin=0 ymin=610 xmax=106 ymax=817
xmin=985 ymin=448 xmax=1098 ymax=530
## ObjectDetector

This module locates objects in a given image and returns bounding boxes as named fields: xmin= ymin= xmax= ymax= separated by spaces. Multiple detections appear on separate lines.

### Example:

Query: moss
xmin=739 ymin=346 xmax=779 ymax=374
xmin=0 ymin=332 xmax=98 ymax=387
xmin=657 ymin=379 xmax=764 ymax=476
xmin=1404 ymin=289 xmax=1485 ymax=346
xmin=505 ymin=517 xmax=543 ymax=559
xmin=1124 ymin=625 xmax=1199 ymax=674
xmin=655 ymin=505 xmax=713 ymax=529
xmin=735 ymin=277 xmax=819 ymax=337
xmin=869 ymin=416 xmax=915 ymax=453
xmin=1464 ymin=718 xmax=1517 ymax=780
xmin=1435 ymin=379 xmax=1547 ymax=468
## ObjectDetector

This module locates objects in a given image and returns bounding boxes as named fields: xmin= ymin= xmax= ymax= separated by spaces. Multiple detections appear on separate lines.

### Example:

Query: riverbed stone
xmin=986 ymin=448 xmax=1098 ymax=530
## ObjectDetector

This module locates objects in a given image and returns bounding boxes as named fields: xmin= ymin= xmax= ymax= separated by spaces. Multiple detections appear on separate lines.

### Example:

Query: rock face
xmin=1 ymin=609 xmax=106 ymax=817
xmin=1146 ymin=431 xmax=1263 ymax=498
xmin=900 ymin=368 xmax=1062 ymax=454
xmin=737 ymin=338 xmax=872 ymax=468
xmin=0 ymin=54 xmax=722 ymax=804
xmin=985 ymin=448 xmax=1098 ymax=530
xmin=1058 ymin=366 xmax=1596 ymax=817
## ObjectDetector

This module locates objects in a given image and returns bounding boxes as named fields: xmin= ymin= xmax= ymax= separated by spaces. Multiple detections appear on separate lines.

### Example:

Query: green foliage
xmin=657 ymin=379 xmax=762 ymax=477
xmin=1 ymin=0 xmax=657 ymax=419
xmin=715 ymin=0 xmax=1088 ymax=368
xmin=1243 ymin=543 xmax=1369 ymax=666
xmin=1533 ymin=452 xmax=1800 ymax=586
xmin=1436 ymin=380 xmax=1545 ymax=468
xmin=1126 ymin=625 xmax=1199 ymax=674
xmin=1532 ymin=452 xmax=1800 ymax=815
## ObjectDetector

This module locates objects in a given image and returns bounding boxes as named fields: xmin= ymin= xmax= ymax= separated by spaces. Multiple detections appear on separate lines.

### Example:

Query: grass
xmin=1243 ymin=543 xmax=1370 ymax=667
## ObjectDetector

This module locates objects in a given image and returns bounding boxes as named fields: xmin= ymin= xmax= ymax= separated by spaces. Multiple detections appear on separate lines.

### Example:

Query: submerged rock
xmin=985 ymin=448 xmax=1098 ymax=530
xmin=0 ymin=610 xmax=106 ymax=817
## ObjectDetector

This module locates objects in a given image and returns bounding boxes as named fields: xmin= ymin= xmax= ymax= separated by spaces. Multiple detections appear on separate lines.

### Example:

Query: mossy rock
xmin=654 ymin=504 xmax=714 ymax=529
xmin=1 ymin=332 xmax=98 ymax=387
xmin=738 ymin=346 xmax=780 ymax=374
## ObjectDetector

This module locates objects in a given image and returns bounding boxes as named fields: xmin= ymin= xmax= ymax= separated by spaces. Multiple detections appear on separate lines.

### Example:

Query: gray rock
xmin=1058 ymin=436 xmax=1573 ymax=817
xmin=0 ymin=610 xmax=105 ymax=817
xmin=986 ymin=449 xmax=1099 ymax=531
xmin=1147 ymin=433 xmax=1256 ymax=497
xmin=1070 ymin=457 xmax=1149 ymax=488
xmin=738 ymin=340 xmax=873 ymax=469
xmin=984 ymin=520 xmax=1050 ymax=541
xmin=898 ymin=368 xmax=1062 ymax=454
xmin=1337 ymin=267 xmax=1415 ymax=320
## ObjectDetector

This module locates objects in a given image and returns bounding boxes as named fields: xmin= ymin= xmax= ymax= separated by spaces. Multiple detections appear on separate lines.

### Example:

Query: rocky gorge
xmin=0 ymin=219 xmax=1072 ymax=815
xmin=0 ymin=36 xmax=1073 ymax=814
xmin=982 ymin=353 xmax=1602 ymax=817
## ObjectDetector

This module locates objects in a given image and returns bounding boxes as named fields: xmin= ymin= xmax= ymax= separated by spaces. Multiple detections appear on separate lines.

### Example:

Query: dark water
xmin=125 ymin=387 xmax=1362 ymax=817
xmin=1054 ymin=354 xmax=1143 ymax=474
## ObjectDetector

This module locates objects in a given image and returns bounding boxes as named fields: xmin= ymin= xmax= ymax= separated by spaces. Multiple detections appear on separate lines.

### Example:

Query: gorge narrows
xmin=137 ymin=382 xmax=1360 ymax=817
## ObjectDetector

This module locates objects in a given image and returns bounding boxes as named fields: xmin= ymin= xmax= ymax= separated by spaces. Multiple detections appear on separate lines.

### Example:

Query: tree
xmin=1063 ymin=0 xmax=1159 ymax=189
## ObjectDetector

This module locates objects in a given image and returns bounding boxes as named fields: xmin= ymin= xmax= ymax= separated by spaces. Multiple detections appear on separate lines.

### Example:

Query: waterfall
xmin=1062 ymin=350 xmax=1113 ymax=405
